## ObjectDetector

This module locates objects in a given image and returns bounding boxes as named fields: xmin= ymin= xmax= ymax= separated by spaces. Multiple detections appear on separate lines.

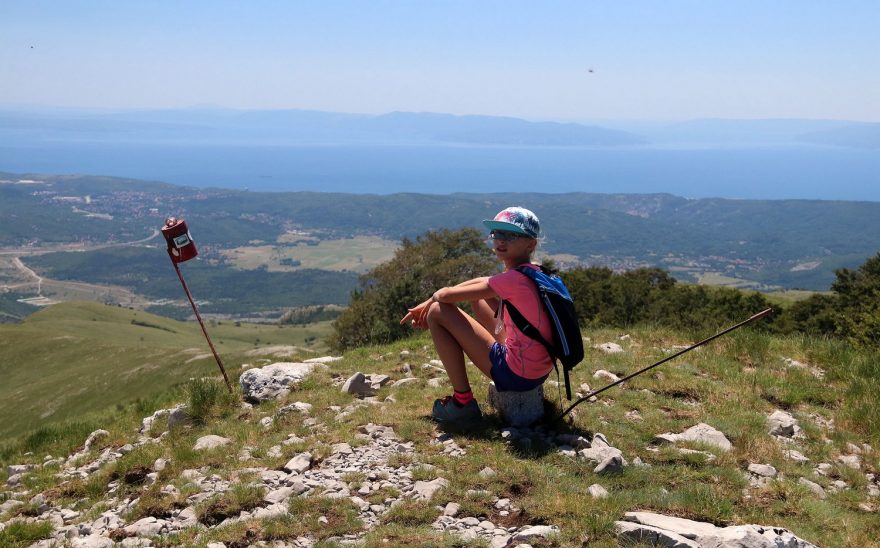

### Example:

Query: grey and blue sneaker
xmin=431 ymin=396 xmax=483 ymax=425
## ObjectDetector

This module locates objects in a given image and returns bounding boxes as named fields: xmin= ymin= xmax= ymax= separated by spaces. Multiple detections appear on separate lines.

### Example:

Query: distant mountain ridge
xmin=0 ymin=106 xmax=642 ymax=147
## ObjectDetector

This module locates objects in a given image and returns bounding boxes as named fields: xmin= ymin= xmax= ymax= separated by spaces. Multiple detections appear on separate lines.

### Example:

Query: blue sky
xmin=1 ymin=1 xmax=878 ymax=121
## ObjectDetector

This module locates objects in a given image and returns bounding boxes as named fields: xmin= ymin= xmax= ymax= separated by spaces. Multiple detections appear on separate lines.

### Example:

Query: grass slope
xmin=1 ymin=319 xmax=879 ymax=546
xmin=0 ymin=301 xmax=331 ymax=441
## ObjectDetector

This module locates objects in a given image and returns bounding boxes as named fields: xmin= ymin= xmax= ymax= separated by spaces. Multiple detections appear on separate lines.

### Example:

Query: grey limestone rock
xmin=614 ymin=520 xmax=700 ymax=547
xmin=412 ymin=477 xmax=449 ymax=500
xmin=303 ymin=356 xmax=342 ymax=364
xmin=748 ymin=463 xmax=778 ymax=478
xmin=593 ymin=342 xmax=625 ymax=354
xmin=594 ymin=455 xmax=625 ymax=474
xmin=193 ymin=435 xmax=232 ymax=451
xmin=619 ymin=511 xmax=818 ymax=547
xmin=798 ymin=477 xmax=827 ymax=499
xmin=283 ymin=452 xmax=313 ymax=474
xmin=511 ymin=525 xmax=560 ymax=542
xmin=654 ymin=422 xmax=733 ymax=452
xmin=768 ymin=409 xmax=800 ymax=438
xmin=342 ymin=372 xmax=377 ymax=396
xmin=239 ymin=362 xmax=315 ymax=402
xmin=487 ymin=382 xmax=544 ymax=427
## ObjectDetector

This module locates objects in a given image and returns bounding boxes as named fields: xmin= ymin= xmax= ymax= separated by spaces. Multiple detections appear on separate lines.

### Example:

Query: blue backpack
xmin=502 ymin=265 xmax=584 ymax=399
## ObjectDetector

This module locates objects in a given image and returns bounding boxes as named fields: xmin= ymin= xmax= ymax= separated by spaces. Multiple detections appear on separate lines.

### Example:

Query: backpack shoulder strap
xmin=502 ymin=294 xmax=556 ymax=360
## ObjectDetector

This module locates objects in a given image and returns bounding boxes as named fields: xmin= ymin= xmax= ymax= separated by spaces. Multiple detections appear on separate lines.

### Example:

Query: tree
xmin=329 ymin=228 xmax=496 ymax=351
xmin=831 ymin=252 xmax=880 ymax=347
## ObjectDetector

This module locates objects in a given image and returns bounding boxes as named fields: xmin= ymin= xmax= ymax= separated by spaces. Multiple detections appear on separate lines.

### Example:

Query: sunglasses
xmin=488 ymin=230 xmax=524 ymax=242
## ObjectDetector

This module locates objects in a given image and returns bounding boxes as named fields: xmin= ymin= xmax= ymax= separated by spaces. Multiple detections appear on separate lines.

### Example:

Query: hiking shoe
xmin=431 ymin=396 xmax=482 ymax=425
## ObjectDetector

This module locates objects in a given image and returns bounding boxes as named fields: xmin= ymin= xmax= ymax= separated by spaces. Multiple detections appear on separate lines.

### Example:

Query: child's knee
xmin=425 ymin=301 xmax=444 ymax=324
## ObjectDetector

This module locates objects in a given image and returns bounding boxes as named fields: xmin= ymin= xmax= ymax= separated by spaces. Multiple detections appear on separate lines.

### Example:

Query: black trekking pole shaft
xmin=174 ymin=262 xmax=233 ymax=393
xmin=556 ymin=308 xmax=773 ymax=421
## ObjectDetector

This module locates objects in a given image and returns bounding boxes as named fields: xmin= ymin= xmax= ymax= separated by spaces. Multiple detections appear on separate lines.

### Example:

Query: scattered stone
xmin=594 ymin=455 xmax=625 ymax=474
xmin=443 ymin=502 xmax=460 ymax=516
xmin=259 ymin=416 xmax=274 ymax=429
xmin=767 ymin=409 xmax=800 ymax=438
xmin=593 ymin=369 xmax=621 ymax=382
xmin=625 ymin=410 xmax=643 ymax=421
xmin=837 ymin=454 xmax=862 ymax=470
xmin=592 ymin=432 xmax=610 ymax=447
xmin=783 ymin=449 xmax=810 ymax=463
xmin=813 ymin=463 xmax=832 ymax=478
xmin=487 ymin=382 xmax=544 ymax=427
xmin=588 ymin=484 xmax=609 ymax=498
xmin=7 ymin=463 xmax=37 ymax=476
xmin=578 ymin=446 xmax=627 ymax=469
xmin=83 ymin=429 xmax=109 ymax=451
xmin=193 ymin=435 xmax=232 ymax=451
xmin=782 ymin=357 xmax=825 ymax=378
xmin=427 ymin=378 xmax=445 ymax=388
xmin=342 ymin=372 xmax=378 ymax=396
xmin=748 ymin=463 xmax=778 ymax=478
xmin=264 ymin=486 xmax=295 ymax=504
xmin=412 ymin=478 xmax=449 ymax=500
xmin=391 ymin=377 xmax=420 ymax=387
xmin=0 ymin=499 xmax=24 ymax=513
xmin=653 ymin=422 xmax=732 ymax=452
xmin=592 ymin=342 xmax=624 ymax=354
xmin=618 ymin=511 xmax=817 ymax=547
xmin=239 ymin=362 xmax=315 ymax=402
xmin=615 ymin=520 xmax=699 ymax=547
xmin=303 ymin=356 xmax=342 ymax=363
xmin=283 ymin=452 xmax=313 ymax=474
xmin=802 ymin=477 xmax=827 ymax=499
xmin=367 ymin=374 xmax=392 ymax=388
xmin=511 ymin=525 xmax=560 ymax=542
xmin=478 ymin=467 xmax=497 ymax=479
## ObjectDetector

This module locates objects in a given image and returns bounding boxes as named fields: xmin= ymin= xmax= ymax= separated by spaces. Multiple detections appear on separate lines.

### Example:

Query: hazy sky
xmin=2 ymin=1 xmax=878 ymax=122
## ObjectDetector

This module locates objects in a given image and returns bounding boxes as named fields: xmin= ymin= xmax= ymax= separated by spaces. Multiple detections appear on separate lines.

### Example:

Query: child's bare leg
xmin=471 ymin=297 xmax=500 ymax=335
xmin=426 ymin=302 xmax=495 ymax=392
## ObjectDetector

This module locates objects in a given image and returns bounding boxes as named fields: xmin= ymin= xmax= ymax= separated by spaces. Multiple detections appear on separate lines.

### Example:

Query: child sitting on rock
xmin=400 ymin=207 xmax=554 ymax=424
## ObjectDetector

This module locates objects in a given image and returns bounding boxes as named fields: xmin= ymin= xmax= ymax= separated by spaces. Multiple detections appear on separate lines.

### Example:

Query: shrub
xmin=329 ymin=228 xmax=496 ymax=351
xmin=186 ymin=378 xmax=239 ymax=425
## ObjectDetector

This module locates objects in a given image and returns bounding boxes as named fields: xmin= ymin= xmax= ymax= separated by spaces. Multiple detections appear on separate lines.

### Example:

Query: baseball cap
xmin=482 ymin=206 xmax=540 ymax=238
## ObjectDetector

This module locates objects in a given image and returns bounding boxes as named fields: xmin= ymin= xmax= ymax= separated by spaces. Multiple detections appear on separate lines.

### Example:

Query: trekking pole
xmin=161 ymin=218 xmax=233 ymax=393
xmin=555 ymin=308 xmax=773 ymax=422
xmin=171 ymin=261 xmax=232 ymax=392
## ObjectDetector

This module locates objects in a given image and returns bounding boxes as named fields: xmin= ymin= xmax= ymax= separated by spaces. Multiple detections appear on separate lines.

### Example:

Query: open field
xmin=222 ymin=236 xmax=399 ymax=273
xmin=0 ymin=301 xmax=332 ymax=441
xmin=764 ymin=289 xmax=827 ymax=306
xmin=695 ymin=271 xmax=779 ymax=291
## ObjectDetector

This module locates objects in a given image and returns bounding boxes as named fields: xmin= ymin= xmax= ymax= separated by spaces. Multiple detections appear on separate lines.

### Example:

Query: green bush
xmin=329 ymin=228 xmax=496 ymax=351
xmin=787 ymin=251 xmax=880 ymax=348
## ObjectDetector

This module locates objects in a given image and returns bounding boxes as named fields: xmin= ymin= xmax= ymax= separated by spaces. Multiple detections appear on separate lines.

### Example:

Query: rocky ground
xmin=2 ymin=340 xmax=878 ymax=546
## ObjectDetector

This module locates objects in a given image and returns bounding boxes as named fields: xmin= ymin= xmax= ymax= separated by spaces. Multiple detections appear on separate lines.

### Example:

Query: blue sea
xmin=1 ymin=142 xmax=877 ymax=201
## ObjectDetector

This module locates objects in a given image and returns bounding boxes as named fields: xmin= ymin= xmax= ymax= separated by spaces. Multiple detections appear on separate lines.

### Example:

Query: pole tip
xmin=751 ymin=308 xmax=774 ymax=321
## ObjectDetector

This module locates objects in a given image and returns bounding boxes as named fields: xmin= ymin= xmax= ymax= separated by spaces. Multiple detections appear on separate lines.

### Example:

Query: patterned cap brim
xmin=482 ymin=219 xmax=535 ymax=237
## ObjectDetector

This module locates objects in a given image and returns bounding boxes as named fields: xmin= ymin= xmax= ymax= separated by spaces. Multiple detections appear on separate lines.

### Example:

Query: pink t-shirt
xmin=488 ymin=264 xmax=554 ymax=379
